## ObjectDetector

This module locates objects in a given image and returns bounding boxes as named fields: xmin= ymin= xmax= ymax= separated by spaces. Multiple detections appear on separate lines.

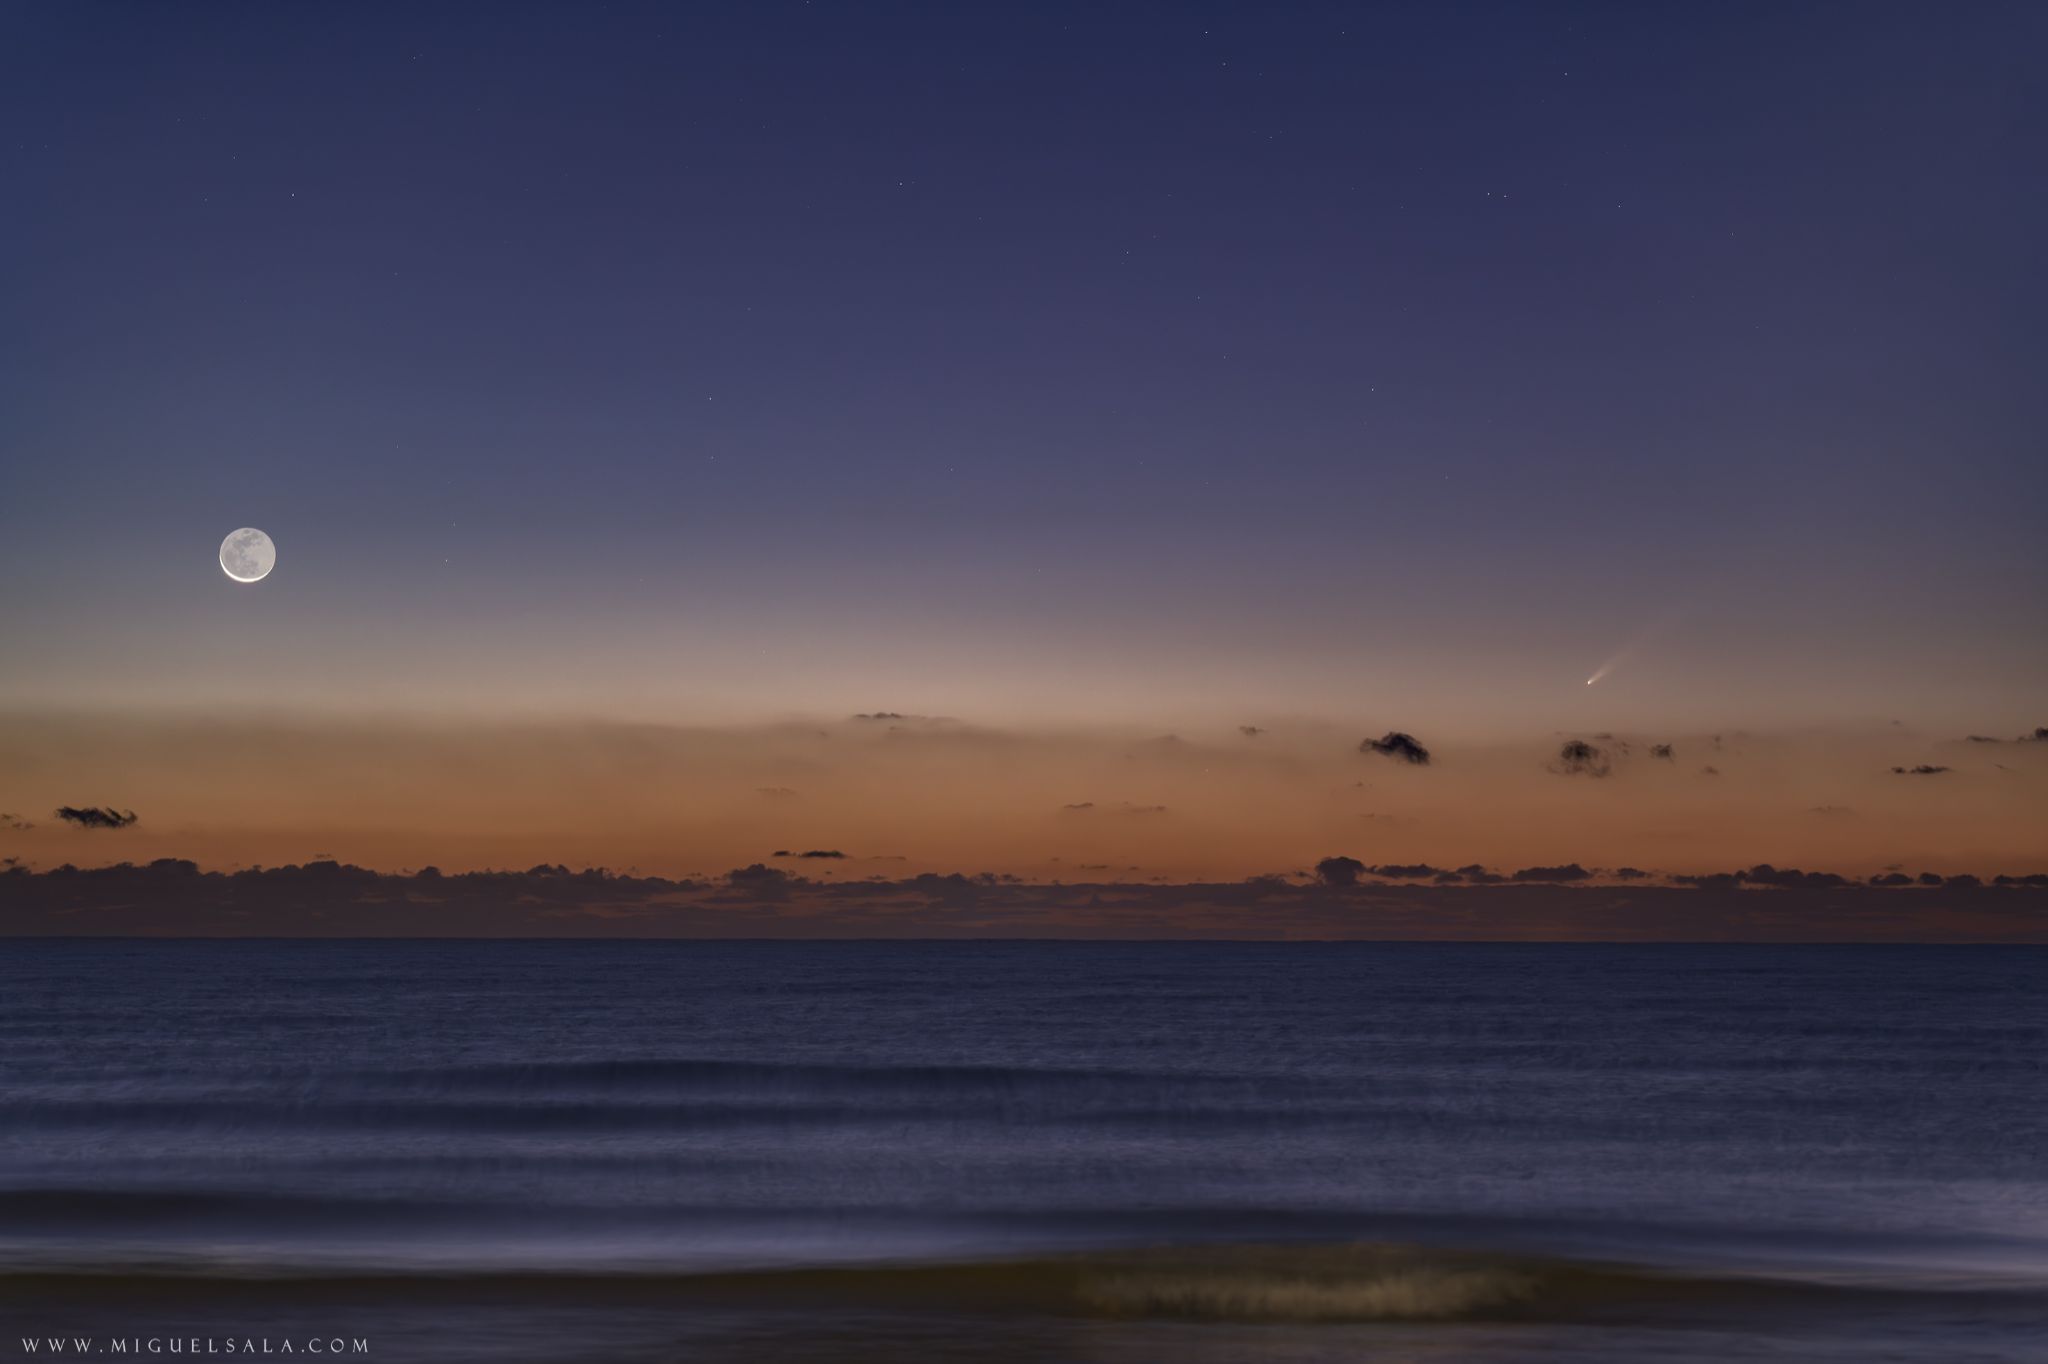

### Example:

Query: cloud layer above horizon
xmin=7 ymin=856 xmax=2046 ymax=942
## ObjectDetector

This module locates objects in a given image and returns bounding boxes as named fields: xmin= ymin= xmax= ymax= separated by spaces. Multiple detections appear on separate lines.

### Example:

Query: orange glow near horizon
xmin=3 ymin=710 xmax=2042 ymax=884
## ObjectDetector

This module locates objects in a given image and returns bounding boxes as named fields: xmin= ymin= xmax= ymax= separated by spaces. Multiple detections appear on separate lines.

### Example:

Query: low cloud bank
xmin=3 ymin=857 xmax=2044 ymax=941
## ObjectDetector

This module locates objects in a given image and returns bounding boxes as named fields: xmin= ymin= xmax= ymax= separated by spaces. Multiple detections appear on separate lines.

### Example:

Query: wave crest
xmin=1076 ymin=1251 xmax=1542 ymax=1320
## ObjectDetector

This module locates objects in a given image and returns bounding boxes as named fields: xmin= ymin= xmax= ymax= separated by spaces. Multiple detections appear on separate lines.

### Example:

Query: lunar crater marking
xmin=220 ymin=528 xmax=276 ymax=583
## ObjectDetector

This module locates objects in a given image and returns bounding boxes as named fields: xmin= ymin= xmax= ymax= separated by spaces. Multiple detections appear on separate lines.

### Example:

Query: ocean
xmin=1 ymin=940 xmax=2042 ymax=1361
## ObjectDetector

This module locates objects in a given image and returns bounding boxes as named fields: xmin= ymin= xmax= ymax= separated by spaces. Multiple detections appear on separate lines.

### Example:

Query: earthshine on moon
xmin=219 ymin=528 xmax=276 ymax=583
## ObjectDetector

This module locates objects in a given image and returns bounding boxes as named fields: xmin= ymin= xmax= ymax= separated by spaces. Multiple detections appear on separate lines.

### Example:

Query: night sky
xmin=2 ymin=3 xmax=2043 ymax=884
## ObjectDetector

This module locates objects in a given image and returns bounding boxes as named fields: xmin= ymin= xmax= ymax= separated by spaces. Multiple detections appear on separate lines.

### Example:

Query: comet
xmin=1584 ymin=611 xmax=1687 ymax=690
xmin=1584 ymin=649 xmax=1633 ymax=689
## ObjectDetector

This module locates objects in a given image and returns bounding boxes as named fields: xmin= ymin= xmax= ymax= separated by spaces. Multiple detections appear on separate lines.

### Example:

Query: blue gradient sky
xmin=4 ymin=1 xmax=2043 ymax=733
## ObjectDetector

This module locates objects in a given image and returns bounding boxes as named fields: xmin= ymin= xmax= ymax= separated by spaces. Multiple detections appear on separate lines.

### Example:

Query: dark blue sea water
xmin=1 ymin=941 xmax=2043 ymax=1361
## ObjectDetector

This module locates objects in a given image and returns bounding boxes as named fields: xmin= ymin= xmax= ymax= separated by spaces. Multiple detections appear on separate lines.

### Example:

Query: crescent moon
xmin=219 ymin=528 xmax=277 ymax=583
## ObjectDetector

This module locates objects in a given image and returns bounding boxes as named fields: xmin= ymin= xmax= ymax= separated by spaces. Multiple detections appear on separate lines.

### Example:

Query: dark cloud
xmin=722 ymin=863 xmax=796 ymax=901
xmin=1733 ymin=864 xmax=1849 ymax=890
xmin=1612 ymin=867 xmax=1653 ymax=880
xmin=1239 ymin=726 xmax=1266 ymax=738
xmin=1314 ymin=855 xmax=1366 ymax=888
xmin=874 ymin=870 xmax=1020 ymax=908
xmin=1891 ymin=765 xmax=1950 ymax=776
xmin=852 ymin=712 xmax=907 ymax=721
xmin=55 ymin=807 xmax=138 ymax=830
xmin=1359 ymin=732 xmax=1431 ymax=765
xmin=727 ymin=863 xmax=791 ymax=885
xmin=1964 ymin=727 xmax=2048 ymax=744
xmin=1649 ymin=743 xmax=1675 ymax=761
xmin=1 ymin=813 xmax=33 ymax=832
xmin=1551 ymin=740 xmax=1610 ymax=778
xmin=1055 ymin=800 xmax=1165 ymax=815
xmin=1511 ymin=863 xmax=1593 ymax=883
xmin=772 ymin=849 xmax=847 ymax=860
xmin=1671 ymin=865 xmax=1872 ymax=890
xmin=1455 ymin=863 xmax=1507 ymax=885
xmin=1868 ymin=873 xmax=1913 ymax=886
xmin=1366 ymin=863 xmax=1443 ymax=880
